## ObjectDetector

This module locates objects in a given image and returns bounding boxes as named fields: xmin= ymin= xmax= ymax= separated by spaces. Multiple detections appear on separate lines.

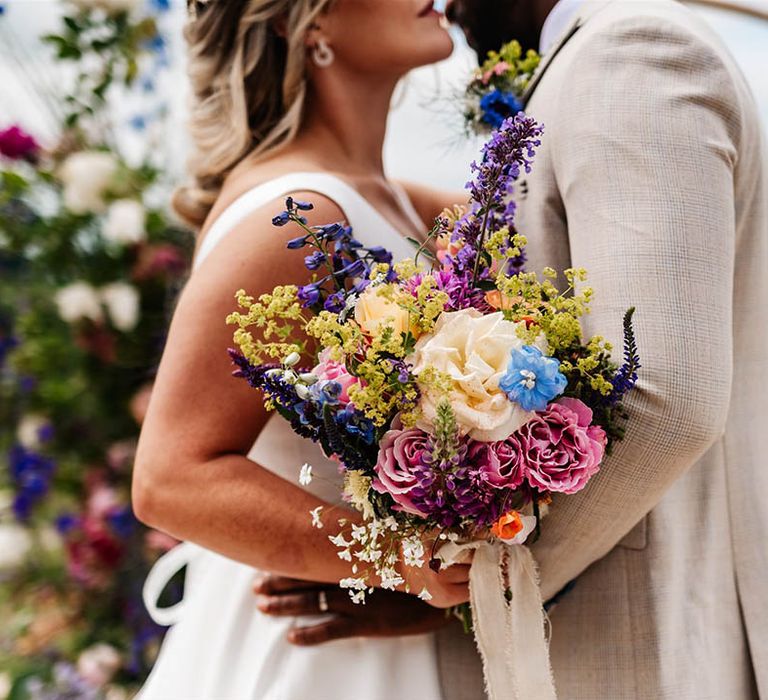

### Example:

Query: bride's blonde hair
xmin=173 ymin=0 xmax=334 ymax=228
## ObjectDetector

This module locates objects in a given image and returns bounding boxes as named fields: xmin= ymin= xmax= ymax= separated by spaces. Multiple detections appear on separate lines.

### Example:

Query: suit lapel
xmin=521 ymin=15 xmax=584 ymax=107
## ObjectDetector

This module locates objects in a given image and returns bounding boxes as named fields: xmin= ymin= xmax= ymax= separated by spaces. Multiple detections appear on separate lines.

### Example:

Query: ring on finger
xmin=318 ymin=590 xmax=329 ymax=613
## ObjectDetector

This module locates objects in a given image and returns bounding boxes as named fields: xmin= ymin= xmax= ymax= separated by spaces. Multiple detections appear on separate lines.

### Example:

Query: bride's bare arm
xmin=132 ymin=192 xmax=470 ymax=606
xmin=132 ymin=193 xmax=359 ymax=584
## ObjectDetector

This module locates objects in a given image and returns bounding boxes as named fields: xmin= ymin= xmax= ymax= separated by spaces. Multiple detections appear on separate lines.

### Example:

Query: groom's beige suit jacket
xmin=436 ymin=1 xmax=768 ymax=698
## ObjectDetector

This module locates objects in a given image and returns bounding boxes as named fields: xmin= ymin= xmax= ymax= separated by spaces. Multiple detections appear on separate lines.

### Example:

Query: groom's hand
xmin=253 ymin=574 xmax=451 ymax=646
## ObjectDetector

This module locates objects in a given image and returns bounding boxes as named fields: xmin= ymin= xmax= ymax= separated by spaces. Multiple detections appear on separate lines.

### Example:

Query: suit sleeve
xmin=530 ymin=17 xmax=742 ymax=600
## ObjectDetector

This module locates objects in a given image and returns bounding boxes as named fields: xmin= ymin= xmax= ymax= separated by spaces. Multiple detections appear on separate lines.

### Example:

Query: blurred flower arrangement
xmin=0 ymin=1 xmax=191 ymax=697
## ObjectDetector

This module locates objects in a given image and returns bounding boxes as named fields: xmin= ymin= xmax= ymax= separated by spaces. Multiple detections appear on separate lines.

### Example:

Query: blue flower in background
xmin=336 ymin=404 xmax=375 ymax=445
xmin=480 ymin=89 xmax=523 ymax=129
xmin=150 ymin=0 xmax=171 ymax=13
xmin=8 ymin=444 xmax=56 ymax=520
xmin=500 ymin=345 xmax=567 ymax=412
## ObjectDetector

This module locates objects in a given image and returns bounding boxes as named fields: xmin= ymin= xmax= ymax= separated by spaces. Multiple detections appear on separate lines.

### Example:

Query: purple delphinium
xmin=605 ymin=307 xmax=640 ymax=406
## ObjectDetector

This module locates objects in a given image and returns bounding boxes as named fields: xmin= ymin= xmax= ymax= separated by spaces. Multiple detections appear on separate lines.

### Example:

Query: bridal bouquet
xmin=227 ymin=114 xmax=638 ymax=699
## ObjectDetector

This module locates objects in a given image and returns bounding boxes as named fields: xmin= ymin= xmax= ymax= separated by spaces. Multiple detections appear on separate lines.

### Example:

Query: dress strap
xmin=194 ymin=172 xmax=403 ymax=270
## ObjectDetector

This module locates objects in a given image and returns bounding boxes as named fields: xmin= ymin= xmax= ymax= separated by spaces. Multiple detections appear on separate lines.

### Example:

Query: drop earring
xmin=312 ymin=37 xmax=335 ymax=68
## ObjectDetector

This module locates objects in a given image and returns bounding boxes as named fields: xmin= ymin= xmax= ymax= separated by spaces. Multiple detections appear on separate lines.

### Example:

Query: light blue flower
xmin=500 ymin=345 xmax=567 ymax=412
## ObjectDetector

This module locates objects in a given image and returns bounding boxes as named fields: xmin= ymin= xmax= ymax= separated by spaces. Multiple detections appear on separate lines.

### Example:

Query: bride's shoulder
xmin=396 ymin=180 xmax=466 ymax=225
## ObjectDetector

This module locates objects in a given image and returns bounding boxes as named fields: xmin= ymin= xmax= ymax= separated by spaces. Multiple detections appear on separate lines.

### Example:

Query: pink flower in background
xmin=132 ymin=243 xmax=187 ymax=281
xmin=481 ymin=61 xmax=510 ymax=84
xmin=519 ymin=397 xmax=606 ymax=495
xmin=372 ymin=427 xmax=430 ymax=516
xmin=0 ymin=125 xmax=40 ymax=160
xmin=466 ymin=435 xmax=526 ymax=490
xmin=312 ymin=348 xmax=361 ymax=404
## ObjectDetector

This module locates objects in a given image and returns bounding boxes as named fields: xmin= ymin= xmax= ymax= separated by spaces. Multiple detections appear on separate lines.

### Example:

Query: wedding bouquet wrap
xmin=227 ymin=114 xmax=639 ymax=700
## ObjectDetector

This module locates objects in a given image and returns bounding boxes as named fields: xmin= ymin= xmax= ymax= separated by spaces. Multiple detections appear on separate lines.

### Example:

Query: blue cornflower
xmin=304 ymin=251 xmax=326 ymax=270
xmin=150 ymin=0 xmax=171 ymax=12
xmin=480 ymin=89 xmax=523 ymax=129
xmin=500 ymin=345 xmax=567 ymax=412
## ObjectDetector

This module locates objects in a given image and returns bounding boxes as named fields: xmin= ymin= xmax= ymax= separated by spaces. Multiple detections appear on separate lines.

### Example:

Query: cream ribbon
xmin=440 ymin=540 xmax=557 ymax=700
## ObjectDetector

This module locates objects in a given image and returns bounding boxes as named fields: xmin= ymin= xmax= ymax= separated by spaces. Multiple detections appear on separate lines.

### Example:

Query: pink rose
xmin=466 ymin=435 xmax=526 ymax=490
xmin=372 ymin=428 xmax=430 ymax=516
xmin=312 ymin=348 xmax=360 ymax=404
xmin=519 ymin=397 xmax=606 ymax=495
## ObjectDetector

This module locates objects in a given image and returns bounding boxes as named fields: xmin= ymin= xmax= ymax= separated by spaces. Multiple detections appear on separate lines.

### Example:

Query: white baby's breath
xmin=310 ymin=506 xmax=324 ymax=529
xmin=418 ymin=588 xmax=433 ymax=602
xmin=298 ymin=463 xmax=313 ymax=486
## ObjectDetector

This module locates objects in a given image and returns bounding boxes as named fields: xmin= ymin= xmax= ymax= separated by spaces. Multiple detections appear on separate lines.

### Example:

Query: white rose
xmin=103 ymin=199 xmax=146 ymax=245
xmin=410 ymin=308 xmax=544 ymax=442
xmin=0 ymin=523 xmax=32 ymax=571
xmin=69 ymin=0 xmax=140 ymax=14
xmin=76 ymin=643 xmax=122 ymax=688
xmin=100 ymin=282 xmax=140 ymax=332
xmin=16 ymin=414 xmax=50 ymax=450
xmin=55 ymin=281 xmax=103 ymax=324
xmin=59 ymin=151 xmax=118 ymax=214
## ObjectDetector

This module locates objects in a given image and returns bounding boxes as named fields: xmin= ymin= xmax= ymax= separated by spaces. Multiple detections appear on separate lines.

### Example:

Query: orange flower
xmin=491 ymin=510 xmax=524 ymax=540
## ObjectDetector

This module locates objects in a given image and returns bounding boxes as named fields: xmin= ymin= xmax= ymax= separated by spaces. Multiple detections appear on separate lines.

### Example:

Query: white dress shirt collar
xmin=539 ymin=0 xmax=585 ymax=55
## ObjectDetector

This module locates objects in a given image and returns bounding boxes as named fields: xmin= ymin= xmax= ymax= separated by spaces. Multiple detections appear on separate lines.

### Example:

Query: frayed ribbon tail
xmin=466 ymin=541 xmax=558 ymax=700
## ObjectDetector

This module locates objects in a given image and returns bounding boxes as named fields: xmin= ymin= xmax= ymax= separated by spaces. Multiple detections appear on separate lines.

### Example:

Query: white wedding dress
xmin=137 ymin=173 xmax=445 ymax=700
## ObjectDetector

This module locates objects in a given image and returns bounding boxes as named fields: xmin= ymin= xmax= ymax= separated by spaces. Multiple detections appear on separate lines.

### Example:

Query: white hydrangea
xmin=100 ymin=282 xmax=140 ymax=332
xmin=55 ymin=281 xmax=103 ymax=324
xmin=59 ymin=151 xmax=118 ymax=214
xmin=102 ymin=199 xmax=146 ymax=245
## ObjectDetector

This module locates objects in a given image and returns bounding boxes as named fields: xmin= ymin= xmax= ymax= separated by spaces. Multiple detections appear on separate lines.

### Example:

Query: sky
xmin=0 ymin=0 xmax=766 ymax=190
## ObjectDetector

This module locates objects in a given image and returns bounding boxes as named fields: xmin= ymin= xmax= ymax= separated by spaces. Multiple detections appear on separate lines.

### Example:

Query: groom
xmin=256 ymin=1 xmax=768 ymax=697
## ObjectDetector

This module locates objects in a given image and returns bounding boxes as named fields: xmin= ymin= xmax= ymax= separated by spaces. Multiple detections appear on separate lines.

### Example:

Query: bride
xmin=131 ymin=1 xmax=471 ymax=698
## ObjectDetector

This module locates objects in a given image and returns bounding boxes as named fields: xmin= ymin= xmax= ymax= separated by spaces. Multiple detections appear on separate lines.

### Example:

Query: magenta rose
xmin=466 ymin=435 xmax=526 ymax=490
xmin=312 ymin=348 xmax=361 ymax=404
xmin=519 ymin=397 xmax=607 ymax=495
xmin=372 ymin=427 xmax=430 ymax=516
xmin=0 ymin=125 xmax=39 ymax=161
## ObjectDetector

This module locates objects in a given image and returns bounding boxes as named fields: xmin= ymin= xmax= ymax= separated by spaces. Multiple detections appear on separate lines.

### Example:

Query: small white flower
xmin=298 ymin=463 xmax=313 ymax=486
xmin=350 ymin=590 xmax=366 ymax=605
xmin=379 ymin=567 xmax=405 ymax=591
xmin=295 ymin=384 xmax=310 ymax=400
xmin=337 ymin=549 xmax=352 ymax=562
xmin=299 ymin=372 xmax=319 ymax=385
xmin=59 ymin=151 xmax=118 ymax=214
xmin=339 ymin=576 xmax=367 ymax=590
xmin=328 ymin=533 xmax=352 ymax=548
xmin=16 ymin=414 xmax=50 ymax=450
xmin=55 ymin=282 xmax=103 ymax=324
xmin=310 ymin=506 xmax=324 ymax=529
xmin=100 ymin=282 xmax=140 ymax=332
xmin=102 ymin=199 xmax=146 ymax=245
xmin=283 ymin=370 xmax=298 ymax=385
xmin=401 ymin=537 xmax=425 ymax=568
xmin=418 ymin=588 xmax=433 ymax=602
